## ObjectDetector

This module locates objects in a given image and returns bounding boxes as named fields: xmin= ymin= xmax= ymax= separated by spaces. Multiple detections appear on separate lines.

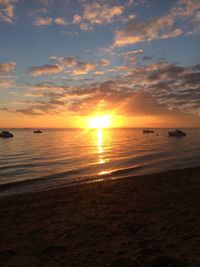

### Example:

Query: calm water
xmin=0 ymin=128 xmax=200 ymax=195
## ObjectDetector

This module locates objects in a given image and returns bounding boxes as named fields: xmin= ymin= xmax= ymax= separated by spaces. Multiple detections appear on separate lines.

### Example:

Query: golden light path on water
xmin=97 ymin=129 xmax=104 ymax=164
xmin=96 ymin=128 xmax=112 ymax=176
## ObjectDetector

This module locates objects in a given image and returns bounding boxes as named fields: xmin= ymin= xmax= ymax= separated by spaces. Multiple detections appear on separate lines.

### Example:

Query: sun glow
xmin=88 ymin=114 xmax=112 ymax=129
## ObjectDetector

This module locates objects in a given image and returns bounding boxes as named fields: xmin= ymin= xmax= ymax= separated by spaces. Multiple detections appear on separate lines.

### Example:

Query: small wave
xmin=1 ymin=128 xmax=200 ymax=196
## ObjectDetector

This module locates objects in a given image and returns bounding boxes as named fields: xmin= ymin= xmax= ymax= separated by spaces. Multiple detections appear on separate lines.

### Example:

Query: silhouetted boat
xmin=168 ymin=129 xmax=186 ymax=137
xmin=0 ymin=130 xmax=14 ymax=138
xmin=33 ymin=130 xmax=42 ymax=134
xmin=143 ymin=129 xmax=154 ymax=133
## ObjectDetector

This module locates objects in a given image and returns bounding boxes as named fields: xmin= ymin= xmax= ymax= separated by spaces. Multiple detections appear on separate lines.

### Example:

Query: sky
xmin=0 ymin=0 xmax=200 ymax=128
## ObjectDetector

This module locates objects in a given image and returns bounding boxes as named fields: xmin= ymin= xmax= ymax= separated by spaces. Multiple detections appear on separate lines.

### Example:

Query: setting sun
xmin=88 ymin=115 xmax=112 ymax=129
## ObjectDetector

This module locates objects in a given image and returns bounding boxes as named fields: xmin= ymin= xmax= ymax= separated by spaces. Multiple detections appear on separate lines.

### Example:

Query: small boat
xmin=0 ymin=130 xmax=14 ymax=138
xmin=143 ymin=129 xmax=154 ymax=133
xmin=33 ymin=130 xmax=42 ymax=134
xmin=168 ymin=129 xmax=186 ymax=137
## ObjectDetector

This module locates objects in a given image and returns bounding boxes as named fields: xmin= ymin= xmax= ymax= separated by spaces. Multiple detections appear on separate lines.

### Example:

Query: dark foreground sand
xmin=0 ymin=167 xmax=200 ymax=267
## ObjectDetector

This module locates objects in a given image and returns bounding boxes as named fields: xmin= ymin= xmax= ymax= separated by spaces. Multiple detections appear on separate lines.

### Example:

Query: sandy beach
xmin=0 ymin=167 xmax=200 ymax=267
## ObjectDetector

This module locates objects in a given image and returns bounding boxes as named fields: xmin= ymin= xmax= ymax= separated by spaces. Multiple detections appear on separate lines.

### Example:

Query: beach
xmin=0 ymin=167 xmax=200 ymax=267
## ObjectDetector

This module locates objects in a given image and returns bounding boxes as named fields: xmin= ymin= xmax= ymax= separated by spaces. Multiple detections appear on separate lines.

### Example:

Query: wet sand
xmin=0 ymin=167 xmax=200 ymax=267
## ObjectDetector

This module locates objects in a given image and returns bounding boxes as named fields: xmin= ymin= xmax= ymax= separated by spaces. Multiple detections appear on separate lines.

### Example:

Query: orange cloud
xmin=83 ymin=3 xmax=124 ymax=24
xmin=0 ymin=79 xmax=14 ymax=88
xmin=29 ymin=56 xmax=107 ymax=76
xmin=94 ymin=71 xmax=104 ymax=75
xmin=59 ymin=57 xmax=98 ymax=75
xmin=29 ymin=64 xmax=63 ymax=76
xmin=0 ymin=61 xmax=16 ymax=74
xmin=73 ymin=2 xmax=124 ymax=30
xmin=73 ymin=14 xmax=82 ymax=24
xmin=114 ymin=15 xmax=176 ymax=46
xmin=34 ymin=16 xmax=52 ymax=26
xmin=122 ymin=49 xmax=144 ymax=56
xmin=0 ymin=0 xmax=17 ymax=23
xmin=72 ymin=62 xmax=96 ymax=75
xmin=99 ymin=59 xmax=110 ymax=67
xmin=54 ymin=17 xmax=68 ymax=26
xmin=114 ymin=0 xmax=200 ymax=46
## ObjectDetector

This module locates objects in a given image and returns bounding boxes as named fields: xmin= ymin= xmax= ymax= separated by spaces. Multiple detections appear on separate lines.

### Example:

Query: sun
xmin=88 ymin=114 xmax=112 ymax=129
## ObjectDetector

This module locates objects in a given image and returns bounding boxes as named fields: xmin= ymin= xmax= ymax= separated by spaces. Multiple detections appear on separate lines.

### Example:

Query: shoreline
xmin=0 ymin=166 xmax=200 ymax=266
xmin=1 ymin=165 xmax=200 ymax=197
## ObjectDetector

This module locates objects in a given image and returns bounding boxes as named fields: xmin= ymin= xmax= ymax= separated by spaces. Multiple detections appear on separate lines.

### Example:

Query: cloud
xmin=73 ymin=2 xmax=124 ymax=30
xmin=73 ymin=14 xmax=82 ymax=24
xmin=72 ymin=61 xmax=96 ymax=75
xmin=94 ymin=71 xmax=104 ymax=75
xmin=172 ymin=0 xmax=200 ymax=20
xmin=79 ymin=22 xmax=92 ymax=31
xmin=0 ymin=0 xmax=17 ymax=23
xmin=106 ymin=65 xmax=129 ymax=73
xmin=160 ymin=28 xmax=184 ymax=39
xmin=114 ymin=15 xmax=176 ymax=46
xmin=28 ymin=7 xmax=49 ymax=17
xmin=0 ymin=61 xmax=16 ymax=74
xmin=54 ymin=17 xmax=68 ymax=26
xmin=0 ymin=79 xmax=14 ymax=88
xmin=176 ymin=0 xmax=200 ymax=33
xmin=121 ymin=14 xmax=137 ymax=24
xmin=114 ymin=0 xmax=200 ymax=46
xmin=16 ymin=107 xmax=45 ymax=116
xmin=34 ymin=16 xmax=52 ymax=26
xmin=99 ymin=59 xmax=110 ymax=67
xmin=122 ymin=49 xmax=144 ymax=56
xmin=59 ymin=57 xmax=97 ymax=75
xmin=68 ymin=62 xmax=200 ymax=116
xmin=59 ymin=57 xmax=77 ymax=67
xmin=120 ymin=90 xmax=169 ymax=116
xmin=83 ymin=3 xmax=124 ymax=24
xmin=29 ymin=56 xmax=103 ymax=77
xmin=33 ymin=16 xmax=68 ymax=27
xmin=17 ymin=60 xmax=200 ymax=120
xmin=49 ymin=56 xmax=58 ymax=62
xmin=28 ymin=64 xmax=64 ymax=76
xmin=24 ymin=56 xmax=200 ymax=120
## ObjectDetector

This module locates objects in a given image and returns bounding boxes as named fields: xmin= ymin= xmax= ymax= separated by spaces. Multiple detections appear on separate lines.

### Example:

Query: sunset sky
xmin=0 ymin=0 xmax=200 ymax=128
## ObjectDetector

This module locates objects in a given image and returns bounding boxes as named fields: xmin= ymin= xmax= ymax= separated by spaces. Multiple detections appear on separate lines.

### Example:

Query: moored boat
xmin=33 ymin=130 xmax=42 ymax=134
xmin=168 ymin=129 xmax=186 ymax=137
xmin=0 ymin=130 xmax=14 ymax=138
xmin=143 ymin=129 xmax=154 ymax=133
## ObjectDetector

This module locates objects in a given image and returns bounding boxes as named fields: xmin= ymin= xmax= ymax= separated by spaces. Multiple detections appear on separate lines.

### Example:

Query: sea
xmin=0 ymin=128 xmax=200 ymax=196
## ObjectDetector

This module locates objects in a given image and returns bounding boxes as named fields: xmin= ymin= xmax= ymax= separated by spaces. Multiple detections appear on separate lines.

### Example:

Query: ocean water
xmin=0 ymin=128 xmax=200 ymax=195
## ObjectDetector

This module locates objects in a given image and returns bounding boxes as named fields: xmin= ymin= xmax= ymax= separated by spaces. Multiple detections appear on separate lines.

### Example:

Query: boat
xmin=143 ymin=129 xmax=154 ymax=133
xmin=33 ymin=130 xmax=42 ymax=134
xmin=168 ymin=129 xmax=186 ymax=137
xmin=0 ymin=130 xmax=14 ymax=138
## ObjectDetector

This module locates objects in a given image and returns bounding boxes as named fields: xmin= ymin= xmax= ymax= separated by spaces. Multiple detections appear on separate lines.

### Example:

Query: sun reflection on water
xmin=95 ymin=128 xmax=113 ymax=175
xmin=97 ymin=128 xmax=105 ymax=164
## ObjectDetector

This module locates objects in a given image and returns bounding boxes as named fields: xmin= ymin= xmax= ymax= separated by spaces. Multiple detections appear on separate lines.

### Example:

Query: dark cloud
xmin=16 ymin=61 xmax=200 ymax=118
